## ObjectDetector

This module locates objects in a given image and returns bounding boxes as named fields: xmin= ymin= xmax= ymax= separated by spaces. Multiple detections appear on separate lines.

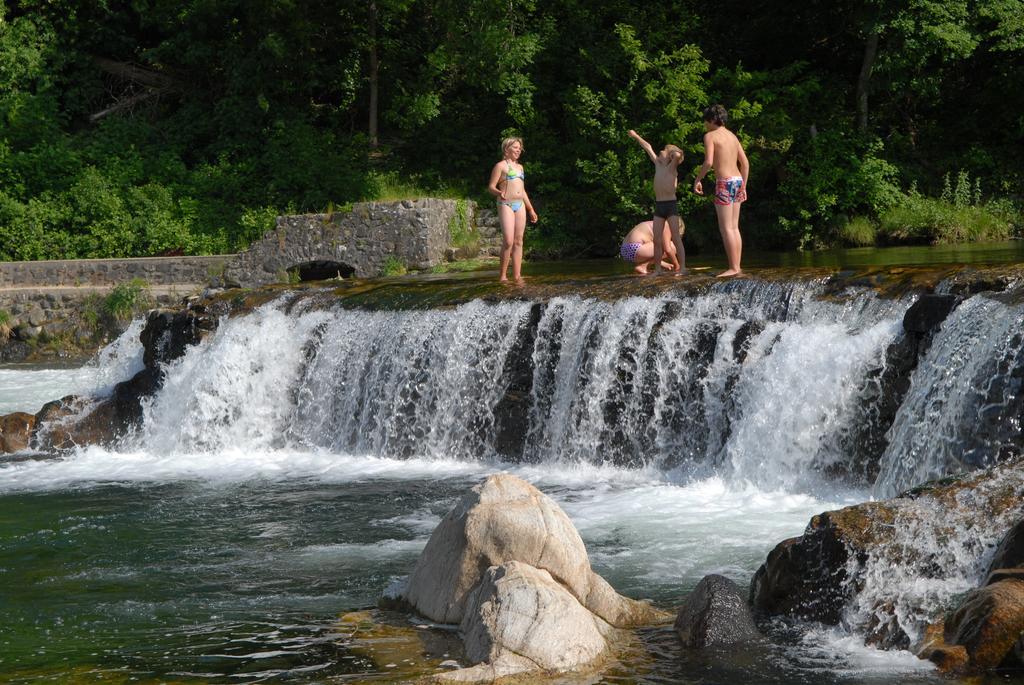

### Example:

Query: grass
xmin=380 ymin=256 xmax=408 ymax=276
xmin=365 ymin=171 xmax=468 ymax=202
xmin=276 ymin=268 xmax=301 ymax=285
xmin=0 ymin=309 xmax=11 ymax=343
xmin=103 ymin=278 xmax=149 ymax=322
xmin=840 ymin=216 xmax=878 ymax=247
xmin=878 ymin=194 xmax=1014 ymax=244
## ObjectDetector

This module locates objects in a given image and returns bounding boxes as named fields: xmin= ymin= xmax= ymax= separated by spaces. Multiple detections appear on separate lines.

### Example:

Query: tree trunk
xmin=856 ymin=28 xmax=879 ymax=134
xmin=368 ymin=0 xmax=379 ymax=148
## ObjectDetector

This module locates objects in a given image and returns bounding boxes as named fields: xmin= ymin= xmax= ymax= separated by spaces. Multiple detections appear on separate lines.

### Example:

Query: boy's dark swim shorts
xmin=653 ymin=199 xmax=678 ymax=219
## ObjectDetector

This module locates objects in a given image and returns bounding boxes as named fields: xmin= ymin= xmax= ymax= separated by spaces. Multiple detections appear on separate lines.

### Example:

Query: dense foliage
xmin=0 ymin=0 xmax=1021 ymax=260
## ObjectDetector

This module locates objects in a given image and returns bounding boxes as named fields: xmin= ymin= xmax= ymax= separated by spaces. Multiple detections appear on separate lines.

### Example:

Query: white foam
xmin=794 ymin=625 xmax=936 ymax=676
xmin=297 ymin=540 xmax=426 ymax=562
xmin=0 ymin=447 xmax=491 ymax=493
xmin=0 ymin=317 xmax=145 ymax=415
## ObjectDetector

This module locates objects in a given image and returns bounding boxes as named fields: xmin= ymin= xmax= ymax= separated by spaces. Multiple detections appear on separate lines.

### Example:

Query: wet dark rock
xmin=944 ymin=579 xmax=1024 ymax=671
xmin=943 ymin=268 xmax=1016 ymax=298
xmin=988 ymin=518 xmax=1024 ymax=576
xmin=749 ymin=506 xmax=869 ymax=624
xmin=30 ymin=305 xmax=219 ymax=451
xmin=824 ymin=330 xmax=918 ymax=484
xmin=110 ymin=367 xmax=162 ymax=426
xmin=0 ymin=339 xmax=31 ymax=363
xmin=902 ymin=294 xmax=959 ymax=334
xmin=731 ymin=320 xmax=764 ymax=364
xmin=139 ymin=308 xmax=216 ymax=369
xmin=674 ymin=574 xmax=760 ymax=648
xmin=33 ymin=395 xmax=116 ymax=450
xmin=0 ymin=412 xmax=36 ymax=453
xmin=492 ymin=303 xmax=542 ymax=460
xmin=33 ymin=369 xmax=163 ymax=450
xmin=752 ymin=460 xmax=1024 ymax=642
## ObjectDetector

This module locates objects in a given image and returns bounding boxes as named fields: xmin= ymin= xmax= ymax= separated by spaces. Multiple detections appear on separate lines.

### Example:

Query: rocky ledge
xmin=751 ymin=458 xmax=1024 ymax=674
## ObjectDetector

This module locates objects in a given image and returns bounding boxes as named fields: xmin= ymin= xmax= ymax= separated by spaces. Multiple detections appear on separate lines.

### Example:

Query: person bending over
xmin=620 ymin=220 xmax=681 ymax=274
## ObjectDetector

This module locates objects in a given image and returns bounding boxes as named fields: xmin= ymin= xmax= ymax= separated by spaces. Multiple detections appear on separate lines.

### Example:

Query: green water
xmin=0 ymin=478 xmax=459 ymax=683
xmin=0 ymin=468 xmax=974 ymax=685
xmin=751 ymin=240 xmax=1024 ymax=269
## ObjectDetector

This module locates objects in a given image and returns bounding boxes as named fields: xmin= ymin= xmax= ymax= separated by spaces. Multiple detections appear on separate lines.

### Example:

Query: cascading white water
xmin=138 ymin=307 xmax=335 ymax=453
xmin=0 ymin=317 xmax=146 ymax=415
xmin=845 ymin=460 xmax=1024 ymax=647
xmin=284 ymin=299 xmax=534 ymax=460
xmin=874 ymin=294 xmax=1024 ymax=497
xmin=121 ymin=280 xmax=916 ymax=492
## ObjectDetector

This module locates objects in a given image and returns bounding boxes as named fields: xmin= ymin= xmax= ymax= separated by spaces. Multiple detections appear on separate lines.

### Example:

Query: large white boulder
xmin=399 ymin=473 xmax=669 ymax=629
xmin=439 ymin=561 xmax=618 ymax=681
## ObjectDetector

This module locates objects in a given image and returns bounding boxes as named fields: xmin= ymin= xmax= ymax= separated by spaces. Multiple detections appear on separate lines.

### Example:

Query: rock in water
xmin=987 ymin=518 xmax=1024 ymax=576
xmin=902 ymin=293 xmax=959 ymax=334
xmin=944 ymin=579 xmax=1024 ymax=670
xmin=392 ymin=473 xmax=670 ymax=682
xmin=0 ymin=412 xmax=35 ymax=453
xmin=675 ymin=574 xmax=760 ymax=647
xmin=449 ymin=561 xmax=617 ymax=682
xmin=750 ymin=458 xmax=1024 ymax=665
xmin=400 ymin=472 xmax=667 ymax=628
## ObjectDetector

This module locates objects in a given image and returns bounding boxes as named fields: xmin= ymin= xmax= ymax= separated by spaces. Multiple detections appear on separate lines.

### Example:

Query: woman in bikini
xmin=487 ymin=137 xmax=538 ymax=282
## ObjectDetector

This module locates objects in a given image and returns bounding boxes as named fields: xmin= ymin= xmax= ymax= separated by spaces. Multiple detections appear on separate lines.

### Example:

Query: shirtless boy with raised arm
xmin=628 ymin=129 xmax=686 ymax=274
xmin=693 ymin=104 xmax=749 ymax=277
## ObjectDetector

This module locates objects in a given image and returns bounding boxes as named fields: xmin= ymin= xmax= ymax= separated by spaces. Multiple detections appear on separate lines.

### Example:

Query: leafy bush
xmin=777 ymin=134 xmax=901 ymax=248
xmin=448 ymin=199 xmax=479 ymax=251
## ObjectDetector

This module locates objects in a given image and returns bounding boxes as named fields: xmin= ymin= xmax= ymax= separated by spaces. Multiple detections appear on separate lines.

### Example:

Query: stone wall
xmin=223 ymin=198 xmax=479 ymax=287
xmin=0 ymin=286 xmax=195 ymax=363
xmin=474 ymin=208 xmax=504 ymax=258
xmin=0 ymin=256 xmax=227 ymax=362
xmin=0 ymin=255 xmax=230 ymax=288
xmin=0 ymin=198 xmax=499 ymax=361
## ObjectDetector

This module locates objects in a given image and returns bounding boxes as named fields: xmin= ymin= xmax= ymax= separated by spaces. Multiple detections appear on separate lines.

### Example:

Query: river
xmin=2 ymin=255 xmax=1023 ymax=683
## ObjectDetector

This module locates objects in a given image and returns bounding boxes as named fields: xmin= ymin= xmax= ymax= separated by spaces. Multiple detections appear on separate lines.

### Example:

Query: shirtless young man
xmin=693 ymin=104 xmax=749 ymax=277
xmin=620 ymin=221 xmax=681 ymax=274
xmin=628 ymin=129 xmax=686 ymax=274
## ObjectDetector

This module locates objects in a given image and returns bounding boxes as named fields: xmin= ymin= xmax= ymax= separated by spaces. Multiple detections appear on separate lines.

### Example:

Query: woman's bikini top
xmin=505 ymin=162 xmax=524 ymax=182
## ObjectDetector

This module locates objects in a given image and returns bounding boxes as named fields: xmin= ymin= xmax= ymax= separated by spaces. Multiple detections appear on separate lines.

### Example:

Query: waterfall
xmin=7 ymin=275 xmax=1024 ymax=676
xmin=120 ymin=279 xmax=941 ymax=492
xmin=873 ymin=294 xmax=1024 ymax=497
xmin=118 ymin=280 xmax=1024 ymax=495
